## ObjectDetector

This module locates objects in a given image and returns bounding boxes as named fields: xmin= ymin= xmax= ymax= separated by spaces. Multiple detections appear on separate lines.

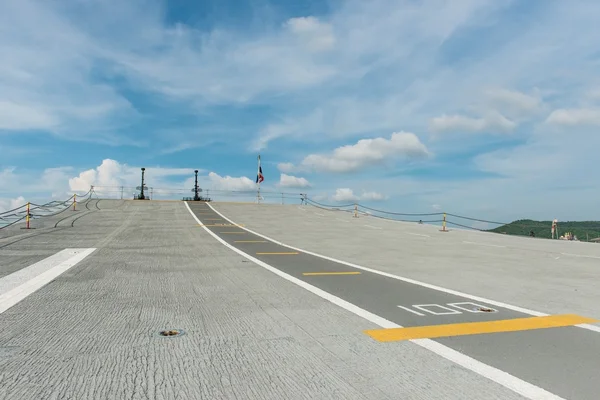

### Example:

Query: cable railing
xmin=3 ymin=186 xmax=599 ymax=241
xmin=303 ymin=196 xmax=600 ymax=242
xmin=0 ymin=188 xmax=93 ymax=230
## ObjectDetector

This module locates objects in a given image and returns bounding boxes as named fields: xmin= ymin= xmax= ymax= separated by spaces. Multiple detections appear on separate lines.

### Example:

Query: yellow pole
xmin=26 ymin=202 xmax=30 ymax=229
xmin=73 ymin=194 xmax=77 ymax=211
xmin=354 ymin=204 xmax=358 ymax=218
xmin=441 ymin=213 xmax=447 ymax=232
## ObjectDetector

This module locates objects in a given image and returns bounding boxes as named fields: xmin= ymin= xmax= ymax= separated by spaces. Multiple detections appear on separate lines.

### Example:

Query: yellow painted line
xmin=256 ymin=252 xmax=299 ymax=255
xmin=302 ymin=272 xmax=361 ymax=276
xmin=364 ymin=314 xmax=598 ymax=342
xmin=234 ymin=240 xmax=268 ymax=243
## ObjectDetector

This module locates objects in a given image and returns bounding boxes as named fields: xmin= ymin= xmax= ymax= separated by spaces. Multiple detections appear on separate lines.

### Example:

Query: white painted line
xmin=448 ymin=302 xmax=498 ymax=313
xmin=576 ymin=322 xmax=600 ymax=333
xmin=0 ymin=248 xmax=96 ymax=314
xmin=205 ymin=202 xmax=600 ymax=336
xmin=397 ymin=305 xmax=425 ymax=316
xmin=414 ymin=304 xmax=462 ymax=315
xmin=407 ymin=232 xmax=430 ymax=237
xmin=195 ymin=202 xmax=565 ymax=400
xmin=561 ymin=252 xmax=600 ymax=259
xmin=463 ymin=241 xmax=506 ymax=248
xmin=363 ymin=225 xmax=382 ymax=230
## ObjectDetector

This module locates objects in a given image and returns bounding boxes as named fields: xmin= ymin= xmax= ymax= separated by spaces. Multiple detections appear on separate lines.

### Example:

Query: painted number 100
xmin=398 ymin=302 xmax=498 ymax=316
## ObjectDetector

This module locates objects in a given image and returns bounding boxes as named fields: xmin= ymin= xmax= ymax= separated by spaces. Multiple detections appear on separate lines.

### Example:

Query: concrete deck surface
xmin=0 ymin=199 xmax=598 ymax=399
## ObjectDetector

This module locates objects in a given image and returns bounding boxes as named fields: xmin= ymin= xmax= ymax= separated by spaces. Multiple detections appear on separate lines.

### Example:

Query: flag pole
xmin=257 ymin=154 xmax=261 ymax=204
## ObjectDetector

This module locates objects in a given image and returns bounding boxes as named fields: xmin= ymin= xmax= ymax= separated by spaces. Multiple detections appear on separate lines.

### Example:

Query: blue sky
xmin=2 ymin=0 xmax=600 ymax=225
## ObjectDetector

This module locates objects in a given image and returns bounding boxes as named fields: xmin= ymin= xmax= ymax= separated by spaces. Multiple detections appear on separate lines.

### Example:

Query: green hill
xmin=488 ymin=219 xmax=600 ymax=241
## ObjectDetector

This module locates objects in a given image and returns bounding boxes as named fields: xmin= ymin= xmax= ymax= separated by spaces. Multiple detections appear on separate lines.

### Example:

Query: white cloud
xmin=426 ymin=88 xmax=542 ymax=137
xmin=69 ymin=160 xmax=122 ymax=192
xmin=279 ymin=174 xmax=311 ymax=188
xmin=484 ymin=88 xmax=542 ymax=118
xmin=285 ymin=132 xmax=430 ymax=173
xmin=284 ymin=16 xmax=336 ymax=52
xmin=252 ymin=124 xmax=292 ymax=152
xmin=360 ymin=191 xmax=388 ymax=201
xmin=0 ymin=1 xmax=139 ymax=142
xmin=207 ymin=172 xmax=256 ymax=191
xmin=69 ymin=159 xmax=195 ymax=194
xmin=0 ymin=101 xmax=59 ymax=130
xmin=277 ymin=162 xmax=295 ymax=173
xmin=429 ymin=112 xmax=516 ymax=134
xmin=0 ymin=165 xmax=74 ymax=199
xmin=109 ymin=14 xmax=340 ymax=107
xmin=253 ymin=95 xmax=429 ymax=150
xmin=332 ymin=188 xmax=359 ymax=202
xmin=545 ymin=108 xmax=600 ymax=126
xmin=0 ymin=196 xmax=26 ymax=213
xmin=331 ymin=188 xmax=387 ymax=203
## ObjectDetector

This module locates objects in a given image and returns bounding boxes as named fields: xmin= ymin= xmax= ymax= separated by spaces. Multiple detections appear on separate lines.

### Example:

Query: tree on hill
xmin=488 ymin=219 xmax=600 ymax=241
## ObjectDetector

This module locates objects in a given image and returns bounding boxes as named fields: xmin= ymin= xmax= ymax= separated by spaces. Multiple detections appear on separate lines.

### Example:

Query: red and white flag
xmin=256 ymin=155 xmax=264 ymax=184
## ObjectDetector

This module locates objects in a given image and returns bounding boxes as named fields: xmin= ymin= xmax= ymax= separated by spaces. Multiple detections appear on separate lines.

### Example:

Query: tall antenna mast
xmin=194 ymin=170 xmax=200 ymax=201
xmin=137 ymin=168 xmax=146 ymax=200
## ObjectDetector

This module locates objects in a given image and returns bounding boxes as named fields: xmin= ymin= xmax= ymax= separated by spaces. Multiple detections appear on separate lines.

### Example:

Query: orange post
xmin=26 ymin=202 xmax=30 ymax=229
xmin=440 ymin=213 xmax=448 ymax=232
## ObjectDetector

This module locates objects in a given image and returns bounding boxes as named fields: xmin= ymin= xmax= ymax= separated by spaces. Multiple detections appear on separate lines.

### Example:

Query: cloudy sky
xmin=1 ymin=0 xmax=600 ymax=225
